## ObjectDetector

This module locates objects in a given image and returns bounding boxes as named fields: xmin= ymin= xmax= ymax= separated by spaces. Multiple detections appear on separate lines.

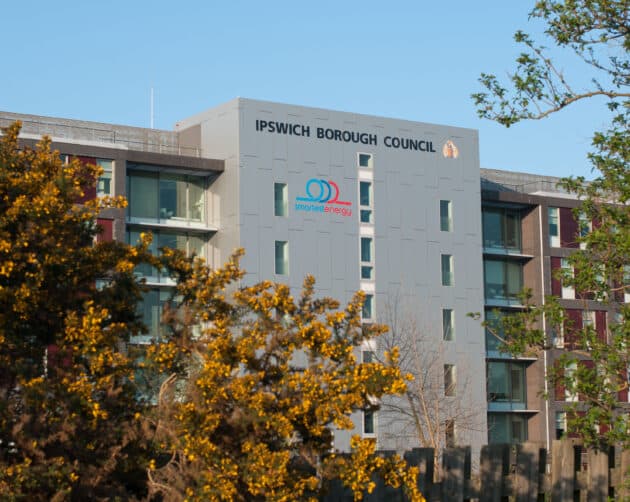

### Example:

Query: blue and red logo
xmin=295 ymin=178 xmax=352 ymax=217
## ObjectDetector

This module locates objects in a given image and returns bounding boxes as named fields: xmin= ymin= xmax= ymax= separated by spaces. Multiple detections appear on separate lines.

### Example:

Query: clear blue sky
xmin=1 ymin=0 xmax=612 ymax=179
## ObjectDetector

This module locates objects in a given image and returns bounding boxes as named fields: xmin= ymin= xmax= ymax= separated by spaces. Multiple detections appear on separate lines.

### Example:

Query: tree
xmin=0 ymin=122 xmax=423 ymax=501
xmin=376 ymin=296 xmax=484 ymax=480
xmin=472 ymin=0 xmax=629 ymax=447
xmin=144 ymin=249 xmax=423 ymax=501
xmin=472 ymin=0 xmax=629 ymax=127
xmin=0 ymin=122 xmax=156 ymax=499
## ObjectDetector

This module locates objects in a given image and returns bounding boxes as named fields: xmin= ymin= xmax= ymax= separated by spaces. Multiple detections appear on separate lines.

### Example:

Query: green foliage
xmin=473 ymin=1 xmax=629 ymax=448
xmin=472 ymin=0 xmax=629 ymax=126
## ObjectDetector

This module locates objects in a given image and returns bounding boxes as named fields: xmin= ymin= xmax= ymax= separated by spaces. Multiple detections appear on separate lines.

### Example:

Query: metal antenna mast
xmin=150 ymin=87 xmax=154 ymax=129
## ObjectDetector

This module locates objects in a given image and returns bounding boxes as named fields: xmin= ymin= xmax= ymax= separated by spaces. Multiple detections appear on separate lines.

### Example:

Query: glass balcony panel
xmin=128 ymin=172 xmax=158 ymax=219
xmin=482 ymin=207 xmax=522 ymax=252
xmin=484 ymin=259 xmax=523 ymax=301
xmin=189 ymin=177 xmax=205 ymax=222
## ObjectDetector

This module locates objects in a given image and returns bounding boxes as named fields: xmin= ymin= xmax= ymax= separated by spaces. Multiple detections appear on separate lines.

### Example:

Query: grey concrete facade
xmin=176 ymin=98 xmax=488 ymax=453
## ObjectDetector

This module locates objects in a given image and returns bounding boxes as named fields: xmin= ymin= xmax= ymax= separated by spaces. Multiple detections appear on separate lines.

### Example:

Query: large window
xmin=485 ymin=309 xmax=508 ymax=352
xmin=275 ymin=241 xmax=288 ymax=275
xmin=127 ymin=230 xmax=206 ymax=282
xmin=488 ymin=413 xmax=527 ymax=443
xmin=136 ymin=288 xmax=172 ymax=342
xmin=482 ymin=206 xmax=521 ymax=251
xmin=484 ymin=259 xmax=523 ymax=302
xmin=487 ymin=361 xmax=526 ymax=403
xmin=127 ymin=168 xmax=206 ymax=224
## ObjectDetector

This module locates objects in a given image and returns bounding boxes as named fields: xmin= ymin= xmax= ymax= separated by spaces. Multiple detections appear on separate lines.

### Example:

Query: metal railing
xmin=0 ymin=117 xmax=202 ymax=158
xmin=481 ymin=177 xmax=572 ymax=195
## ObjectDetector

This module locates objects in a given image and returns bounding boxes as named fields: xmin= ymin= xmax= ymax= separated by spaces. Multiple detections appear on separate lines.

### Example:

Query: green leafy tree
xmin=0 ymin=122 xmax=156 ymax=500
xmin=472 ymin=0 xmax=629 ymax=126
xmin=473 ymin=0 xmax=629 ymax=447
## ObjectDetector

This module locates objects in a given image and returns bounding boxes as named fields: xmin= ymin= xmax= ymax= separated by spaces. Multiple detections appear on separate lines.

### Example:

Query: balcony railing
xmin=0 ymin=116 xmax=202 ymax=157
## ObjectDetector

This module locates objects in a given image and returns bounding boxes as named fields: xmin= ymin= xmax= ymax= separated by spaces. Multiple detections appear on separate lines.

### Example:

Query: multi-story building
xmin=480 ymin=168 xmax=627 ymax=450
xmin=1 ymin=98 xmax=624 ymax=454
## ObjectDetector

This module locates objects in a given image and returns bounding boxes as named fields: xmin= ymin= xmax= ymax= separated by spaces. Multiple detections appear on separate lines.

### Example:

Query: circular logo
xmin=442 ymin=140 xmax=459 ymax=159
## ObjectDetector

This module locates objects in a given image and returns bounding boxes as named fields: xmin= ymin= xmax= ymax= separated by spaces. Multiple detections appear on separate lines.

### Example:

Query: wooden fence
xmin=323 ymin=439 xmax=629 ymax=501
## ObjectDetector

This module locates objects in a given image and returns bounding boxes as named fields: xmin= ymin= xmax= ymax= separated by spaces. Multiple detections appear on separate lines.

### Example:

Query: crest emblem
xmin=442 ymin=140 xmax=459 ymax=159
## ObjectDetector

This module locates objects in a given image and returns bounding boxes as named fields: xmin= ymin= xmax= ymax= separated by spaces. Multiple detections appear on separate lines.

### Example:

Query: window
xmin=440 ymin=200 xmax=453 ymax=232
xmin=485 ymin=309 xmax=509 ymax=352
xmin=442 ymin=308 xmax=454 ymax=341
xmin=361 ymin=266 xmax=373 ymax=280
xmin=488 ymin=413 xmax=527 ymax=443
xmin=441 ymin=254 xmax=454 ymax=286
xmin=275 ymin=241 xmax=288 ymax=275
xmin=582 ymin=310 xmax=596 ymax=348
xmin=487 ymin=362 xmax=526 ymax=403
xmin=578 ymin=213 xmax=592 ymax=250
xmin=274 ymin=183 xmax=288 ymax=217
xmin=444 ymin=364 xmax=456 ymax=396
xmin=359 ymin=181 xmax=373 ymax=223
xmin=127 ymin=230 xmax=207 ymax=282
xmin=360 ymin=237 xmax=373 ymax=280
xmin=358 ymin=153 xmax=373 ymax=169
xmin=136 ymin=288 xmax=172 ymax=341
xmin=127 ymin=168 xmax=206 ymax=224
xmin=551 ymin=321 xmax=565 ymax=348
xmin=548 ymin=207 xmax=560 ymax=247
xmin=96 ymin=159 xmax=113 ymax=196
xmin=363 ymin=411 xmax=375 ymax=435
xmin=482 ymin=206 xmax=521 ymax=251
xmin=362 ymin=350 xmax=374 ymax=363
xmin=560 ymin=258 xmax=575 ymax=299
xmin=565 ymin=361 xmax=578 ymax=402
xmin=555 ymin=412 xmax=567 ymax=439
xmin=483 ymin=259 xmax=523 ymax=302
xmin=582 ymin=310 xmax=596 ymax=330
xmin=445 ymin=419 xmax=455 ymax=447
xmin=362 ymin=294 xmax=374 ymax=321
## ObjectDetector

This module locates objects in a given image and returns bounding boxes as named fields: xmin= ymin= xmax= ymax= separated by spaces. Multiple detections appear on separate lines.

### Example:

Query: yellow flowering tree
xmin=147 ymin=249 xmax=423 ymax=501
xmin=0 ymin=122 xmax=156 ymax=499
xmin=0 ymin=121 xmax=423 ymax=500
